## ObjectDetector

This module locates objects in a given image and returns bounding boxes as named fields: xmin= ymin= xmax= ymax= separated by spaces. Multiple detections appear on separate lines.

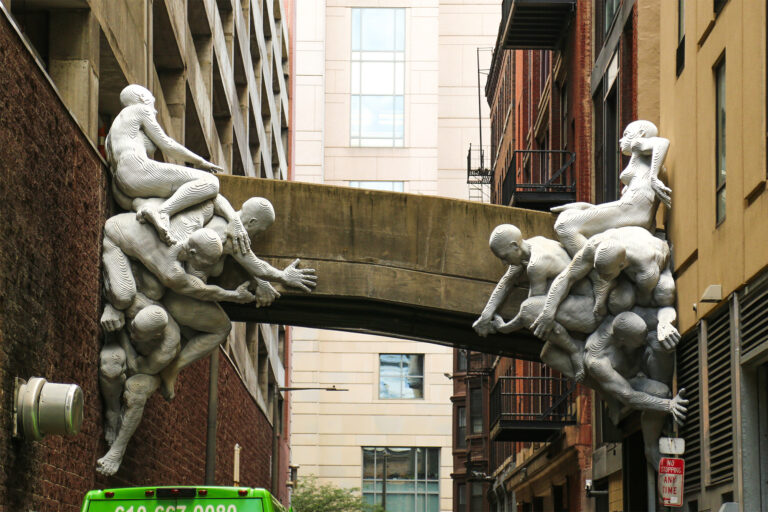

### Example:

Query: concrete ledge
xmin=218 ymin=176 xmax=556 ymax=358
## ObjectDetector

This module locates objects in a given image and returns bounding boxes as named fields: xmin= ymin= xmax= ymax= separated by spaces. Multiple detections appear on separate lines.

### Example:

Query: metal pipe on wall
xmin=205 ymin=352 xmax=220 ymax=485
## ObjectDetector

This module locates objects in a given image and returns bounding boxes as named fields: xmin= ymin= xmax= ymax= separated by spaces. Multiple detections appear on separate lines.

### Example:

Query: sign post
xmin=658 ymin=457 xmax=685 ymax=507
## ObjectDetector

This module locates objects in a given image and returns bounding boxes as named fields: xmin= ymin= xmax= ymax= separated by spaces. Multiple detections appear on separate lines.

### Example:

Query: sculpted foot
xmin=571 ymin=354 xmax=586 ymax=383
xmin=96 ymin=449 xmax=123 ymax=476
xmin=160 ymin=371 xmax=177 ymax=402
xmin=136 ymin=207 xmax=175 ymax=246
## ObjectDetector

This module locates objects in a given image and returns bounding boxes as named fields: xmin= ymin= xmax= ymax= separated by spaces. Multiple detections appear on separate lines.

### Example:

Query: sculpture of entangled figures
xmin=475 ymin=121 xmax=685 ymax=471
xmin=96 ymin=84 xmax=318 ymax=476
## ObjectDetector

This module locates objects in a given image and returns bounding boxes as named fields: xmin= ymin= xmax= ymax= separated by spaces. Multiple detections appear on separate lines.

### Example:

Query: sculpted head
xmin=489 ymin=224 xmax=526 ymax=266
xmin=180 ymin=228 xmax=224 ymax=268
xmin=619 ymin=120 xmax=658 ymax=156
xmin=594 ymin=239 xmax=627 ymax=281
xmin=240 ymin=197 xmax=275 ymax=236
xmin=130 ymin=305 xmax=168 ymax=343
xmin=611 ymin=311 xmax=647 ymax=349
xmin=120 ymin=84 xmax=156 ymax=107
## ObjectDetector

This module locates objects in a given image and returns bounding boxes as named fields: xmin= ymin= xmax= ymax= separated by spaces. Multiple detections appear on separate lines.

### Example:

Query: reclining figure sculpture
xmin=475 ymin=120 xmax=685 ymax=470
xmin=96 ymin=84 xmax=317 ymax=476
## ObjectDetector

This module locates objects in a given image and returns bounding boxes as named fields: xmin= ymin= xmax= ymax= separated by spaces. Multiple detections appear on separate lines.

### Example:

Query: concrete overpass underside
xmin=217 ymin=176 xmax=557 ymax=360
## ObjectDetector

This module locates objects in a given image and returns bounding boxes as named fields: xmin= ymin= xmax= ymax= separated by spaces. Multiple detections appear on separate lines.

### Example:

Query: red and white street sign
xmin=658 ymin=457 xmax=685 ymax=507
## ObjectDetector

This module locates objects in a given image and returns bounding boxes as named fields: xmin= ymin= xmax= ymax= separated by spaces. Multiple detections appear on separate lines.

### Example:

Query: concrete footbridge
xmin=218 ymin=176 xmax=556 ymax=360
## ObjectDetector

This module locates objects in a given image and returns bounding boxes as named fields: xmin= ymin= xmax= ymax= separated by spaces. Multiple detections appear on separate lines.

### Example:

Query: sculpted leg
xmin=99 ymin=340 xmax=126 ymax=445
xmin=160 ymin=292 xmax=231 ymax=400
xmin=134 ymin=164 xmax=219 ymax=245
xmin=96 ymin=374 xmax=160 ymax=476
xmin=102 ymin=227 xmax=137 ymax=311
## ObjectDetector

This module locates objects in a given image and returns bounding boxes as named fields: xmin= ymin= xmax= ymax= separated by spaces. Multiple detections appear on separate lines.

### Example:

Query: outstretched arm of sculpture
xmin=233 ymin=252 xmax=318 ymax=293
xmin=633 ymin=136 xmax=671 ymax=207
xmin=531 ymin=248 xmax=594 ymax=338
xmin=166 ymin=270 xmax=256 ymax=304
xmin=139 ymin=105 xmax=222 ymax=172
xmin=588 ymin=356 xmax=688 ymax=424
xmin=473 ymin=265 xmax=523 ymax=337
xmin=213 ymin=196 xmax=251 ymax=256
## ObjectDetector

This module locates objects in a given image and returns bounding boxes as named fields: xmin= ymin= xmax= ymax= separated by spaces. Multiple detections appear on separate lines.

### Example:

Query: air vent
xmin=706 ymin=307 xmax=733 ymax=485
xmin=676 ymin=328 xmax=700 ymax=493
xmin=739 ymin=279 xmax=768 ymax=354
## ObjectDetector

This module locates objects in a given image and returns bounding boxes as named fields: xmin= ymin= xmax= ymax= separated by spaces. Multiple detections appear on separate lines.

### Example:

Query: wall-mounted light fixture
xmin=700 ymin=284 xmax=722 ymax=303
xmin=13 ymin=377 xmax=83 ymax=440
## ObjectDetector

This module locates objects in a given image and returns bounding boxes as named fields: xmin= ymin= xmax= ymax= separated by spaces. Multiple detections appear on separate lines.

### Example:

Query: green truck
xmin=81 ymin=486 xmax=289 ymax=512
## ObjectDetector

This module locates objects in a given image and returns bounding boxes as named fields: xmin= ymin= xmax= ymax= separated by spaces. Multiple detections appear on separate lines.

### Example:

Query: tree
xmin=291 ymin=475 xmax=386 ymax=512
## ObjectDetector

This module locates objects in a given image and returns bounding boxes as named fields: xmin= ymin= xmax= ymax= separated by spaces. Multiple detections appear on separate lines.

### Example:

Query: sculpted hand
xmin=472 ymin=315 xmax=496 ymax=337
xmin=253 ymin=279 xmax=281 ymax=307
xmin=282 ymin=259 xmax=318 ymax=292
xmin=657 ymin=321 xmax=681 ymax=352
xmin=199 ymin=160 xmax=224 ymax=173
xmin=531 ymin=311 xmax=555 ymax=339
xmin=668 ymin=388 xmax=688 ymax=426
xmin=652 ymin=177 xmax=672 ymax=208
xmin=226 ymin=217 xmax=251 ymax=255
xmin=231 ymin=282 xmax=256 ymax=304
xmin=101 ymin=304 xmax=125 ymax=333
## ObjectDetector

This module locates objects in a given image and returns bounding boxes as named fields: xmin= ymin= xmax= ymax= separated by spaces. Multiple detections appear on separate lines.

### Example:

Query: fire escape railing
xmin=490 ymin=375 xmax=576 ymax=430
xmin=501 ymin=149 xmax=576 ymax=206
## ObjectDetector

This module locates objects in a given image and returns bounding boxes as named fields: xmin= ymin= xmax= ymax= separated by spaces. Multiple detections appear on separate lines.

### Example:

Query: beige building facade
xmin=291 ymin=0 xmax=499 ymax=510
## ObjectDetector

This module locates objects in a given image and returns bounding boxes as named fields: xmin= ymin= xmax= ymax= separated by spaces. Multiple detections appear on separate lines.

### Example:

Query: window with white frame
xmin=351 ymin=8 xmax=405 ymax=147
xmin=379 ymin=354 xmax=424 ymax=399
xmin=362 ymin=447 xmax=440 ymax=512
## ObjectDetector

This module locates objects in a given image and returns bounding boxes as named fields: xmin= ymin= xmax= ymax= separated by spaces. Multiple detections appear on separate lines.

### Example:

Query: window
xmin=456 ymin=406 xmax=466 ymax=449
xmin=362 ymin=447 xmax=440 ymax=512
xmin=470 ymin=387 xmax=482 ymax=434
xmin=457 ymin=349 xmax=467 ymax=372
xmin=604 ymin=0 xmax=620 ymax=34
xmin=457 ymin=483 xmax=466 ymax=511
xmin=470 ymin=482 xmax=484 ymax=511
xmin=379 ymin=354 xmax=424 ymax=399
xmin=349 ymin=180 xmax=404 ymax=192
xmin=676 ymin=0 xmax=685 ymax=76
xmin=351 ymin=8 xmax=405 ymax=147
xmin=715 ymin=58 xmax=726 ymax=225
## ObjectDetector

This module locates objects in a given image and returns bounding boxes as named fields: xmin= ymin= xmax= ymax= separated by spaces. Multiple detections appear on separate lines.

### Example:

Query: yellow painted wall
xmin=660 ymin=0 xmax=767 ymax=333
xmin=608 ymin=471 xmax=623 ymax=512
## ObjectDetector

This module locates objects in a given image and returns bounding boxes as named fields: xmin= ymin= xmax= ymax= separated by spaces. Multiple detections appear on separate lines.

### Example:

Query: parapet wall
xmin=0 ymin=11 xmax=275 ymax=511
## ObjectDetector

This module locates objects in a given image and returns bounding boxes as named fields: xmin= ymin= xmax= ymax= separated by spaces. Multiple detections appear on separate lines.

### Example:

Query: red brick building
xmin=0 ymin=1 xmax=294 ymax=509
xmin=456 ymin=1 xmax=663 ymax=511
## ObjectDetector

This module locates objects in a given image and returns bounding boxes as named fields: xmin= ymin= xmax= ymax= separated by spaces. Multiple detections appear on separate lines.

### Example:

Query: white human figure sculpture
xmin=97 ymin=302 xmax=179 ymax=476
xmin=531 ymin=226 xmax=672 ymax=340
xmin=106 ymin=84 xmax=249 ymax=252
xmin=473 ymin=224 xmax=593 ymax=380
xmin=551 ymin=120 xmax=671 ymax=255
xmin=101 ymin=197 xmax=317 ymax=400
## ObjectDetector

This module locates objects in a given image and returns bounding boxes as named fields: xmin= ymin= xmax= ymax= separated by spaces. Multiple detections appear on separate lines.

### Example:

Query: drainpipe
xmin=205 ymin=352 xmax=219 ymax=485
xmin=271 ymin=386 xmax=280 ymax=493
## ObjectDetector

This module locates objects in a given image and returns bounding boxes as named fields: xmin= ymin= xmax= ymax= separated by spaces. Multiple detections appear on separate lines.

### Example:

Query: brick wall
xmin=0 ymin=12 xmax=278 ymax=511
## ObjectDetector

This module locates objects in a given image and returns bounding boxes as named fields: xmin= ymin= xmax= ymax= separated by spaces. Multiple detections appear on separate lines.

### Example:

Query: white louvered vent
xmin=706 ymin=307 xmax=733 ymax=485
xmin=740 ymin=279 xmax=768 ymax=354
xmin=677 ymin=328 xmax=700 ymax=493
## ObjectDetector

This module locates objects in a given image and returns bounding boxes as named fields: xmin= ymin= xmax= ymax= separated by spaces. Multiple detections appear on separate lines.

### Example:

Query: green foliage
xmin=291 ymin=476 xmax=386 ymax=512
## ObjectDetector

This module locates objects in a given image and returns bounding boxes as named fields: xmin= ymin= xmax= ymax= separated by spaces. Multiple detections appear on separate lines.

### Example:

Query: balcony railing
xmin=501 ymin=149 xmax=576 ymax=211
xmin=490 ymin=375 xmax=576 ymax=442
xmin=500 ymin=0 xmax=576 ymax=50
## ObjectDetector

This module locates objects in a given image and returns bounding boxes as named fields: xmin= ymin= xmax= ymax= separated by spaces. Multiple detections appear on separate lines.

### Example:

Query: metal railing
xmin=466 ymin=144 xmax=493 ymax=185
xmin=489 ymin=375 xmax=576 ymax=428
xmin=501 ymin=149 xmax=576 ymax=206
